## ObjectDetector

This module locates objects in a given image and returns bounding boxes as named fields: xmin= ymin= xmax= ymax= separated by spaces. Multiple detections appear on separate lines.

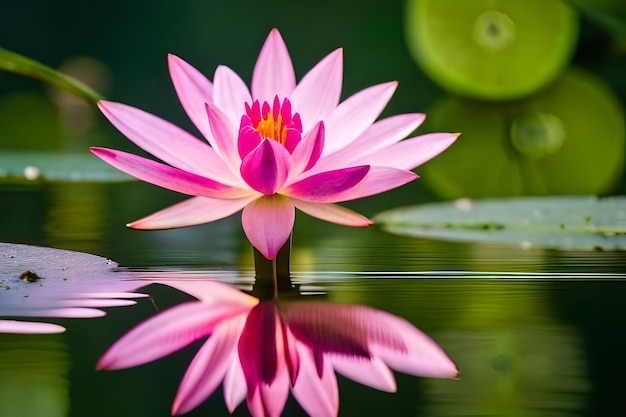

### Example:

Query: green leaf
xmin=0 ymin=151 xmax=133 ymax=183
xmin=374 ymin=196 xmax=626 ymax=250
xmin=0 ymin=48 xmax=104 ymax=103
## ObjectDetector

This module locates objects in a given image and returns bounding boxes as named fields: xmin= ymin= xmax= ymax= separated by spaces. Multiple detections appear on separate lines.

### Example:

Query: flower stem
xmin=252 ymin=237 xmax=295 ymax=300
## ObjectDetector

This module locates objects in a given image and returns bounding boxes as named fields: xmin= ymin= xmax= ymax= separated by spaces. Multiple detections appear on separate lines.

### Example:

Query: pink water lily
xmin=91 ymin=29 xmax=458 ymax=259
xmin=98 ymin=280 xmax=458 ymax=416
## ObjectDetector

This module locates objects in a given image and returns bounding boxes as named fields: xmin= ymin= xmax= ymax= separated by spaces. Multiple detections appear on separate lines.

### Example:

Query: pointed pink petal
xmin=292 ymin=342 xmax=339 ymax=417
xmin=97 ymin=101 xmax=238 ymax=183
xmin=241 ymin=195 xmax=294 ymax=260
xmin=323 ymin=82 xmax=398 ymax=155
xmin=359 ymin=133 xmax=460 ymax=170
xmin=292 ymin=121 xmax=324 ymax=174
xmin=313 ymin=113 xmax=426 ymax=172
xmin=168 ymin=54 xmax=214 ymax=141
xmin=239 ymin=302 xmax=281 ymax=387
xmin=91 ymin=148 xmax=250 ymax=199
xmin=127 ymin=195 xmax=258 ymax=230
xmin=330 ymin=355 xmax=397 ymax=392
xmin=320 ymin=166 xmax=417 ymax=203
xmin=223 ymin=351 xmax=247 ymax=412
xmin=252 ymin=29 xmax=296 ymax=103
xmin=246 ymin=370 xmax=290 ymax=417
xmin=238 ymin=124 xmax=262 ymax=160
xmin=282 ymin=166 xmax=370 ymax=203
xmin=97 ymin=301 xmax=250 ymax=370
xmin=173 ymin=316 xmax=246 ymax=415
xmin=290 ymin=49 xmax=343 ymax=131
xmin=0 ymin=320 xmax=65 ymax=334
xmin=206 ymin=104 xmax=241 ymax=169
xmin=291 ymin=198 xmax=371 ymax=227
xmin=240 ymin=140 xmax=293 ymax=195
xmin=213 ymin=65 xmax=252 ymax=125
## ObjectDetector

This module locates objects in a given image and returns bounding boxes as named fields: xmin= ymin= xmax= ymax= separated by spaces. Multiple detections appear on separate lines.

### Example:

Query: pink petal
xmin=213 ymin=65 xmax=252 ymax=125
xmin=292 ymin=121 xmax=325 ymax=174
xmin=323 ymin=82 xmax=398 ymax=155
xmin=127 ymin=195 xmax=258 ymax=230
xmin=241 ymin=195 xmax=295 ymax=260
xmin=290 ymin=49 xmax=343 ymax=131
xmin=359 ymin=132 xmax=460 ymax=170
xmin=321 ymin=166 xmax=417 ymax=203
xmin=206 ymin=104 xmax=241 ymax=170
xmin=291 ymin=342 xmax=339 ymax=417
xmin=246 ymin=370 xmax=290 ymax=417
xmin=90 ymin=148 xmax=250 ymax=199
xmin=238 ymin=124 xmax=262 ymax=160
xmin=0 ymin=320 xmax=65 ymax=334
xmin=252 ymin=29 xmax=296 ymax=103
xmin=223 ymin=351 xmax=247 ymax=412
xmin=97 ymin=301 xmax=250 ymax=370
xmin=97 ymin=101 xmax=237 ymax=183
xmin=239 ymin=302 xmax=281 ymax=387
xmin=291 ymin=198 xmax=371 ymax=227
xmin=330 ymin=355 xmax=397 ymax=392
xmin=313 ymin=113 xmax=426 ymax=173
xmin=359 ymin=310 xmax=458 ymax=379
xmin=173 ymin=316 xmax=246 ymax=415
xmin=282 ymin=166 xmax=370 ymax=203
xmin=240 ymin=140 xmax=293 ymax=195
xmin=168 ymin=54 xmax=215 ymax=142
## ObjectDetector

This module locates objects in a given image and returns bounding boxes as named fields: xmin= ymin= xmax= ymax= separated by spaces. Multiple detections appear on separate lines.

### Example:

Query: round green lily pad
xmin=405 ymin=0 xmax=579 ymax=100
xmin=419 ymin=68 xmax=625 ymax=198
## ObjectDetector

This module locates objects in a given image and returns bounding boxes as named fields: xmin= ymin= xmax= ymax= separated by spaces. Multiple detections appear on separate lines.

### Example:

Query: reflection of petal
xmin=173 ymin=315 xmax=246 ymax=415
xmin=330 ymin=355 xmax=396 ymax=393
xmin=0 ymin=319 xmax=65 ymax=334
xmin=292 ymin=341 xmax=339 ymax=417
xmin=98 ymin=301 xmax=249 ymax=370
xmin=223 ymin=348 xmax=247 ymax=413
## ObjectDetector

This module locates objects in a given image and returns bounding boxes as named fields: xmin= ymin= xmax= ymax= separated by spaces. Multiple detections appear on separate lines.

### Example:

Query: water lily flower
xmin=91 ymin=29 xmax=458 ymax=259
xmin=98 ymin=280 xmax=458 ymax=416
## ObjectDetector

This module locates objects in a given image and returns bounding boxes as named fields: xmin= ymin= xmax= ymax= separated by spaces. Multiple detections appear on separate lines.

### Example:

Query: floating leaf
xmin=374 ymin=196 xmax=626 ymax=250
xmin=0 ymin=243 xmax=148 ymax=333
xmin=0 ymin=151 xmax=133 ymax=183
xmin=0 ymin=48 xmax=103 ymax=103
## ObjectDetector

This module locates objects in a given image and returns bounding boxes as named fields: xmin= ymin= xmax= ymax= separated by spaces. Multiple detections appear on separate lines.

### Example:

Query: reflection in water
xmin=98 ymin=279 xmax=458 ymax=416
xmin=0 ymin=243 xmax=148 ymax=333
xmin=0 ymin=333 xmax=69 ymax=417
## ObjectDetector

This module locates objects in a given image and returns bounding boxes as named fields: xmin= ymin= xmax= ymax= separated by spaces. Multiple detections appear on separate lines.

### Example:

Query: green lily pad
xmin=374 ymin=196 xmax=626 ymax=250
xmin=0 ymin=151 xmax=133 ymax=183
xmin=419 ymin=68 xmax=625 ymax=198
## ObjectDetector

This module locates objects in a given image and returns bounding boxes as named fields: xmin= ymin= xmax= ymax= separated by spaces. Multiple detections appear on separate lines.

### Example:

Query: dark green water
xmin=1 ymin=183 xmax=626 ymax=417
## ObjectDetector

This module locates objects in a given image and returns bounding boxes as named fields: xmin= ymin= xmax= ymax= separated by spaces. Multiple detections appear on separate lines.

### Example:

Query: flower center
xmin=243 ymin=96 xmax=303 ymax=153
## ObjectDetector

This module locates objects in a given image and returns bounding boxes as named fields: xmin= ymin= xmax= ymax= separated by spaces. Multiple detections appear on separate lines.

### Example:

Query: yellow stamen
xmin=256 ymin=112 xmax=287 ymax=145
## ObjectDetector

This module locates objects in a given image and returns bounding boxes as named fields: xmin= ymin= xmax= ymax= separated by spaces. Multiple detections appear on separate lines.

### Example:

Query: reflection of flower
xmin=98 ymin=281 xmax=458 ymax=416
xmin=91 ymin=29 xmax=458 ymax=259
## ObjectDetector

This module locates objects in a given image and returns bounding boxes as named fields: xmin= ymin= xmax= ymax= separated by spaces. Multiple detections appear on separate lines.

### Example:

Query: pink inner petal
xmin=251 ymin=28 xmax=296 ymax=104
xmin=241 ymin=195 xmax=295 ymax=260
xmin=240 ymin=140 xmax=293 ymax=195
xmin=282 ymin=165 xmax=370 ymax=203
xmin=320 ymin=166 xmax=417 ymax=203
xmin=291 ymin=121 xmax=325 ymax=175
